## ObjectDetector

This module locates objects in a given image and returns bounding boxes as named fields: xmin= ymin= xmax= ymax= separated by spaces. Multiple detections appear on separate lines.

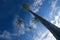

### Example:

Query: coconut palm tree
xmin=16 ymin=19 xmax=23 ymax=40
xmin=22 ymin=3 xmax=60 ymax=40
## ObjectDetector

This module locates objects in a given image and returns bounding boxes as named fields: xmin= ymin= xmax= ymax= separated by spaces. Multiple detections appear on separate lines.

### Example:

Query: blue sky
xmin=0 ymin=0 xmax=60 ymax=40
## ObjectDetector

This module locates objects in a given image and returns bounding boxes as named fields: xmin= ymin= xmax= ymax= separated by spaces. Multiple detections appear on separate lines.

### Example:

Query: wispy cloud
xmin=30 ymin=0 xmax=43 ymax=13
xmin=51 ymin=9 xmax=60 ymax=28
xmin=0 ymin=31 xmax=11 ymax=40
xmin=44 ymin=32 xmax=56 ymax=40
xmin=49 ymin=0 xmax=60 ymax=28
xmin=49 ymin=0 xmax=57 ymax=17
xmin=0 ymin=30 xmax=25 ymax=40
xmin=33 ymin=30 xmax=48 ymax=40
xmin=29 ymin=20 xmax=37 ymax=29
xmin=33 ymin=30 xmax=56 ymax=40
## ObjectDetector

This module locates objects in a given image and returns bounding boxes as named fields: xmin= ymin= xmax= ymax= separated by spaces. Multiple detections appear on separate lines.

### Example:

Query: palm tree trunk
xmin=16 ymin=26 xmax=19 ymax=40
xmin=28 ymin=10 xmax=60 ymax=40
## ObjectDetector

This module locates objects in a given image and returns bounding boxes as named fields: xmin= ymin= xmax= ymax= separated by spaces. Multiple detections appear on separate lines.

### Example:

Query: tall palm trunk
xmin=16 ymin=26 xmax=19 ymax=40
xmin=28 ymin=10 xmax=60 ymax=40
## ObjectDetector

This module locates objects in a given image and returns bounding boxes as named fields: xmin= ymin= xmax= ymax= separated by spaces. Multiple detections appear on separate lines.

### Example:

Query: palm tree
xmin=22 ymin=3 xmax=60 ymax=40
xmin=16 ymin=19 xmax=23 ymax=40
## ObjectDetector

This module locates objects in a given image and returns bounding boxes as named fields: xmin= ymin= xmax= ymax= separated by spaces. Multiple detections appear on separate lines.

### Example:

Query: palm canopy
xmin=22 ymin=3 xmax=30 ymax=10
xmin=30 ymin=16 xmax=40 ymax=24
xmin=17 ymin=19 xmax=23 ymax=25
xmin=27 ymin=26 xmax=33 ymax=31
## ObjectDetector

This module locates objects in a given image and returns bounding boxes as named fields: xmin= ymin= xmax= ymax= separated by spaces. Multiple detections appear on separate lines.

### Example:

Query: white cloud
xmin=51 ymin=20 xmax=55 ymax=23
xmin=0 ymin=30 xmax=25 ymax=40
xmin=0 ymin=31 xmax=11 ymax=40
xmin=49 ymin=0 xmax=57 ymax=17
xmin=51 ymin=9 xmax=60 ymax=28
xmin=30 ymin=0 xmax=43 ymax=13
xmin=55 ymin=10 xmax=60 ymax=28
xmin=44 ymin=32 xmax=56 ymax=40
xmin=18 ymin=24 xmax=25 ymax=35
xmin=33 ymin=30 xmax=56 ymax=40
xmin=49 ymin=0 xmax=60 ymax=28
xmin=29 ymin=20 xmax=37 ymax=29
xmin=33 ymin=30 xmax=48 ymax=40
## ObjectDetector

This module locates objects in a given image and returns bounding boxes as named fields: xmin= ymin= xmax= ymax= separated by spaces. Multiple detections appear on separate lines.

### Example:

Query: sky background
xmin=0 ymin=0 xmax=60 ymax=40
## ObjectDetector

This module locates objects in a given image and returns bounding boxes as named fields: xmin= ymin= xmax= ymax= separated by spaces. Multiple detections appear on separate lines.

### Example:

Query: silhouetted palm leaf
xmin=33 ymin=17 xmax=40 ymax=23
xmin=22 ymin=3 xmax=30 ymax=10
xmin=17 ymin=19 xmax=23 ymax=25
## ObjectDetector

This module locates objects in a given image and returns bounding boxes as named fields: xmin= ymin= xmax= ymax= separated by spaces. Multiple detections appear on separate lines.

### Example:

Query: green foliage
xmin=33 ymin=17 xmax=40 ymax=23
xmin=17 ymin=19 xmax=23 ymax=25
xmin=22 ymin=3 xmax=30 ymax=10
